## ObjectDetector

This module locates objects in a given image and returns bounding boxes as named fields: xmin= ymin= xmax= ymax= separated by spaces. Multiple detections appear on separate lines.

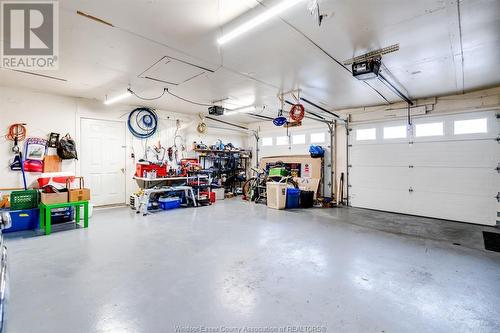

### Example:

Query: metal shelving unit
xmin=194 ymin=149 xmax=250 ymax=194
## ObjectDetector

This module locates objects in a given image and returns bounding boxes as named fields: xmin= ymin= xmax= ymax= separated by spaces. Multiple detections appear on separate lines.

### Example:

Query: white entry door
xmin=81 ymin=118 xmax=126 ymax=206
xmin=349 ymin=111 xmax=499 ymax=226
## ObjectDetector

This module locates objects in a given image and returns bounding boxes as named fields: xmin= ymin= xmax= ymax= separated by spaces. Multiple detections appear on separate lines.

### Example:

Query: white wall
xmin=0 ymin=86 xmax=247 ymax=202
xmin=1 ymin=87 xmax=77 ymax=189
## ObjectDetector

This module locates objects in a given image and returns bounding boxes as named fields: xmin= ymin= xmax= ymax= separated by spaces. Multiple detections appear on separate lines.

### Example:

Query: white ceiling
xmin=0 ymin=0 xmax=499 ymax=123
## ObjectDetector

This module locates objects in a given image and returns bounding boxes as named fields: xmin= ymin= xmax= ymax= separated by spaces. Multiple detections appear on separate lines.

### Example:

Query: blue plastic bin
xmin=4 ymin=208 xmax=39 ymax=233
xmin=286 ymin=188 xmax=300 ymax=209
xmin=51 ymin=207 xmax=74 ymax=224
xmin=159 ymin=198 xmax=181 ymax=210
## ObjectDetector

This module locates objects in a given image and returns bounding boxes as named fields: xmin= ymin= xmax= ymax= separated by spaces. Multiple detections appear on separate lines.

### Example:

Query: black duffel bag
xmin=57 ymin=134 xmax=78 ymax=160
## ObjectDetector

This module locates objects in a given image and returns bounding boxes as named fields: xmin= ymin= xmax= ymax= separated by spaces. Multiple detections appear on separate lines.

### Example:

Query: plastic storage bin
xmin=266 ymin=182 xmax=288 ymax=210
xmin=269 ymin=167 xmax=287 ymax=177
xmin=158 ymin=197 xmax=181 ymax=210
xmin=300 ymin=190 xmax=315 ymax=208
xmin=51 ymin=207 xmax=74 ymax=224
xmin=209 ymin=192 xmax=216 ymax=203
xmin=286 ymin=188 xmax=300 ymax=209
xmin=9 ymin=190 xmax=39 ymax=210
xmin=4 ymin=208 xmax=39 ymax=233
xmin=212 ymin=188 xmax=225 ymax=200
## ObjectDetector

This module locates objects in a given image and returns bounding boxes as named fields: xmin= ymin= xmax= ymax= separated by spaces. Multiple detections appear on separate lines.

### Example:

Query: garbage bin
xmin=266 ymin=182 xmax=287 ymax=210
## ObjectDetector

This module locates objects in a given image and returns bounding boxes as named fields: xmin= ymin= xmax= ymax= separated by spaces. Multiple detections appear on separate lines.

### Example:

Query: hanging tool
xmin=197 ymin=113 xmax=207 ymax=134
xmin=6 ymin=123 xmax=26 ymax=153
xmin=127 ymin=108 xmax=159 ymax=139
xmin=6 ymin=123 xmax=27 ymax=172
xmin=274 ymin=93 xmax=288 ymax=126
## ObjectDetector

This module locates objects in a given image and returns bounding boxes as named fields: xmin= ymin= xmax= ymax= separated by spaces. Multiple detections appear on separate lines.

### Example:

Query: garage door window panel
xmin=292 ymin=134 xmax=306 ymax=145
xmin=454 ymin=118 xmax=487 ymax=135
xmin=383 ymin=125 xmax=407 ymax=139
xmin=276 ymin=136 xmax=289 ymax=146
xmin=355 ymin=128 xmax=376 ymax=141
xmin=415 ymin=122 xmax=444 ymax=137
xmin=262 ymin=137 xmax=273 ymax=146
xmin=310 ymin=132 xmax=325 ymax=143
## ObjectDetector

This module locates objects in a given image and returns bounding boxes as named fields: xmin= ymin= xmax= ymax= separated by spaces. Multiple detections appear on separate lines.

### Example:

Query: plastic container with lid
xmin=266 ymin=182 xmax=287 ymax=210
xmin=286 ymin=188 xmax=300 ymax=209
xmin=158 ymin=197 xmax=181 ymax=210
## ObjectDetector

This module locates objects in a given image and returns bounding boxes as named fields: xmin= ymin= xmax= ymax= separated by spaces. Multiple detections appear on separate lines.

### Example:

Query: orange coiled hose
xmin=6 ymin=123 xmax=27 ymax=141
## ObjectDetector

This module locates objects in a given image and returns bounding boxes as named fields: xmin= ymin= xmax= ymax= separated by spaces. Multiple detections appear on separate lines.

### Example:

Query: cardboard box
xmin=67 ymin=177 xmax=91 ymax=202
xmin=68 ymin=189 xmax=90 ymax=202
xmin=41 ymin=192 xmax=68 ymax=205
xmin=43 ymin=155 xmax=61 ymax=172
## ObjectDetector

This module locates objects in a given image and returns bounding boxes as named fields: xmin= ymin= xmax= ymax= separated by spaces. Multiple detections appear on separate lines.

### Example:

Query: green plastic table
xmin=39 ymin=201 xmax=89 ymax=235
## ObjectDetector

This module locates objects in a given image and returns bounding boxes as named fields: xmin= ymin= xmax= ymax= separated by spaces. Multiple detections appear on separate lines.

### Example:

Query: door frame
xmin=78 ymin=117 xmax=128 ymax=206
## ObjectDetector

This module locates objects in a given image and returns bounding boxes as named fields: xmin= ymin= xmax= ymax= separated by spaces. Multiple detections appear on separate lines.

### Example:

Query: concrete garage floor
xmin=4 ymin=199 xmax=500 ymax=333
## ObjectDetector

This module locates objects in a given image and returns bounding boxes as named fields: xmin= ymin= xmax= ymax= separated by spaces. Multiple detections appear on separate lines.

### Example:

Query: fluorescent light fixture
xmin=217 ymin=0 xmax=305 ymax=45
xmin=225 ymin=105 xmax=257 ymax=116
xmin=104 ymin=90 xmax=132 ymax=105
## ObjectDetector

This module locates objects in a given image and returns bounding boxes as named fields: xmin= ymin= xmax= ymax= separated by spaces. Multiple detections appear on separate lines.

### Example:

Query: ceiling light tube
xmin=104 ymin=90 xmax=132 ymax=105
xmin=217 ymin=0 xmax=305 ymax=45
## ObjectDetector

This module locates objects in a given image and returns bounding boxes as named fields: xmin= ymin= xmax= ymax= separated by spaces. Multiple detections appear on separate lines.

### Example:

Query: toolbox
xmin=136 ymin=163 xmax=168 ymax=178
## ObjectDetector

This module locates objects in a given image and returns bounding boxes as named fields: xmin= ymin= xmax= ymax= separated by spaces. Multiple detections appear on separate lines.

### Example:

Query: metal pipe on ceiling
xmin=378 ymin=73 xmax=413 ymax=105
xmin=300 ymin=97 xmax=341 ymax=118
xmin=248 ymin=113 xmax=275 ymax=121
xmin=285 ymin=100 xmax=326 ymax=120
xmin=205 ymin=116 xmax=249 ymax=130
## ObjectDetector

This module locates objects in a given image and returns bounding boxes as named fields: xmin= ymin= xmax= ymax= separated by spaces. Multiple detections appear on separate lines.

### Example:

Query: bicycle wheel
xmin=242 ymin=178 xmax=256 ymax=201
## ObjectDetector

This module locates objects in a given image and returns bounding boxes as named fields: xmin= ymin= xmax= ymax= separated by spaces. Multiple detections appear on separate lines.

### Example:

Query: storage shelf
xmin=134 ymin=175 xmax=208 ymax=182
xmin=195 ymin=148 xmax=250 ymax=155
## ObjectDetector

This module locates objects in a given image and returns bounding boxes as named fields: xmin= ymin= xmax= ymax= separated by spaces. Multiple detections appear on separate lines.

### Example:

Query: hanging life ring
xmin=289 ymin=104 xmax=305 ymax=122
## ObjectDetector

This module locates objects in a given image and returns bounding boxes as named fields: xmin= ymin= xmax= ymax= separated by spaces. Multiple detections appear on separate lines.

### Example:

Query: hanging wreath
xmin=289 ymin=104 xmax=305 ymax=122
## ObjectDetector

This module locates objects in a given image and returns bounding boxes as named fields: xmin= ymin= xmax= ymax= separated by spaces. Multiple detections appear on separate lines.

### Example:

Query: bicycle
xmin=243 ymin=167 xmax=298 ymax=203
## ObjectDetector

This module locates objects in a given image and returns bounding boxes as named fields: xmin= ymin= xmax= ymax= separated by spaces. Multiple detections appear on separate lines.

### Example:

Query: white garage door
xmin=349 ymin=111 xmax=499 ymax=226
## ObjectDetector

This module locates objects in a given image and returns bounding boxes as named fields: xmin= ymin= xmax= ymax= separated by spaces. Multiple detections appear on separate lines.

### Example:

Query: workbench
xmin=134 ymin=174 xmax=212 ymax=212
xmin=133 ymin=175 xmax=208 ymax=189
xmin=135 ymin=186 xmax=197 ymax=216
xmin=39 ymin=201 xmax=89 ymax=235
